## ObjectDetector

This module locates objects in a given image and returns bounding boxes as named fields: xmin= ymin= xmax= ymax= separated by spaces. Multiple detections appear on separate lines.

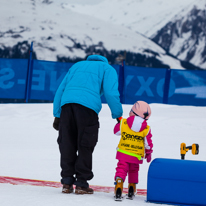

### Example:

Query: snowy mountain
xmin=65 ymin=0 xmax=205 ymax=70
xmin=152 ymin=0 xmax=206 ymax=70
xmin=66 ymin=0 xmax=196 ymax=38
xmin=0 ymin=0 xmax=203 ymax=69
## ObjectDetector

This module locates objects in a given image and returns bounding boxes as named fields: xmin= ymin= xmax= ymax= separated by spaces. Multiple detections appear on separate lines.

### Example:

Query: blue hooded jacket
xmin=53 ymin=55 xmax=123 ymax=119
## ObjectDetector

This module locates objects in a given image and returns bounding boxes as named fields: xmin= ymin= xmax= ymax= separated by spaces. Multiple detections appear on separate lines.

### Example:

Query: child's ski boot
xmin=127 ymin=183 xmax=136 ymax=200
xmin=114 ymin=177 xmax=123 ymax=201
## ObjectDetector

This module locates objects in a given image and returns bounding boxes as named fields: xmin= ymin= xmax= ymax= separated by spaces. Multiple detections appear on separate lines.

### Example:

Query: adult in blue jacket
xmin=53 ymin=54 xmax=123 ymax=194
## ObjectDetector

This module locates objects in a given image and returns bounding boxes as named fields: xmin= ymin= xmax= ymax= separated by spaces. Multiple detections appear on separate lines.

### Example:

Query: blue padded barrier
xmin=147 ymin=158 xmax=206 ymax=206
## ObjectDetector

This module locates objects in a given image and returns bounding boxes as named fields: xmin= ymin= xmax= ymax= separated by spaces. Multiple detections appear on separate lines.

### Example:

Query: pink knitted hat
xmin=129 ymin=101 xmax=151 ymax=120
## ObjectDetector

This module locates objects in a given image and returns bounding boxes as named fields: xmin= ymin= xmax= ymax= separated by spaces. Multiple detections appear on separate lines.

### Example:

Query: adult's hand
xmin=53 ymin=117 xmax=60 ymax=131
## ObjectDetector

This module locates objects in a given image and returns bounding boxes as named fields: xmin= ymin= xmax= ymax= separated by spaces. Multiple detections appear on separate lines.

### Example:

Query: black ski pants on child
xmin=58 ymin=103 xmax=99 ymax=188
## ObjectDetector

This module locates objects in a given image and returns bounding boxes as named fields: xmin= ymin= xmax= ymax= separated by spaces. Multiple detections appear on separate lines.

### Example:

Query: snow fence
xmin=0 ymin=58 xmax=206 ymax=106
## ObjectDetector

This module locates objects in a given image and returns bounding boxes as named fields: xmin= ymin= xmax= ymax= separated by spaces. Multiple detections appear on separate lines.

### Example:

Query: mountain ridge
xmin=0 ymin=0 xmax=204 ymax=70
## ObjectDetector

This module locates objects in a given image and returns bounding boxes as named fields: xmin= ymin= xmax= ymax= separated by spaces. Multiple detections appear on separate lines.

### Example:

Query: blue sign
xmin=124 ymin=66 xmax=167 ymax=104
xmin=30 ymin=60 xmax=74 ymax=101
xmin=0 ymin=58 xmax=206 ymax=106
xmin=168 ymin=70 xmax=206 ymax=106
xmin=0 ymin=58 xmax=28 ymax=99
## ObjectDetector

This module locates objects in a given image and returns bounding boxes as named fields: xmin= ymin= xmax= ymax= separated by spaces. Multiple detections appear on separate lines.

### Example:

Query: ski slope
xmin=0 ymin=103 xmax=206 ymax=205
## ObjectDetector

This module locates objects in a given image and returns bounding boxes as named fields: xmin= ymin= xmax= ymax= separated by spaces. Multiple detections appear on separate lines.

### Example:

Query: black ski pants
xmin=58 ymin=103 xmax=99 ymax=188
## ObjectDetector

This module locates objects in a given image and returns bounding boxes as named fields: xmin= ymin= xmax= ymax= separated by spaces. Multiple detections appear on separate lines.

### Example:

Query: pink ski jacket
xmin=114 ymin=116 xmax=153 ymax=164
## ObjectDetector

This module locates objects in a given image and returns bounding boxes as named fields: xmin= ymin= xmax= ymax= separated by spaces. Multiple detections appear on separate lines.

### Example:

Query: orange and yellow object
xmin=180 ymin=143 xmax=199 ymax=159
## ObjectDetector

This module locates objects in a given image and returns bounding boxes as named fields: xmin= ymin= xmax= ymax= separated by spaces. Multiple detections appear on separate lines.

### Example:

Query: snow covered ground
xmin=0 ymin=103 xmax=206 ymax=205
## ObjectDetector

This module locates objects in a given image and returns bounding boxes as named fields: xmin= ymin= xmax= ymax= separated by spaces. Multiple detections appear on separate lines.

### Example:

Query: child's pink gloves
xmin=145 ymin=153 xmax=152 ymax=163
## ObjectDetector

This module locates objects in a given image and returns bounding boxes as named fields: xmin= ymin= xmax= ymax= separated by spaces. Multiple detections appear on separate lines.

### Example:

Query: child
xmin=113 ymin=101 xmax=153 ymax=200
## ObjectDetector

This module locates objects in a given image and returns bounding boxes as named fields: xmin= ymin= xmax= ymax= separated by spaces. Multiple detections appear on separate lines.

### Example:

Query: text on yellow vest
xmin=118 ymin=118 xmax=150 ymax=157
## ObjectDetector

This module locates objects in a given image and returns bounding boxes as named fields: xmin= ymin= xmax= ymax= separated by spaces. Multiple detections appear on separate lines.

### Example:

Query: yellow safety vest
xmin=117 ymin=118 xmax=150 ymax=160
